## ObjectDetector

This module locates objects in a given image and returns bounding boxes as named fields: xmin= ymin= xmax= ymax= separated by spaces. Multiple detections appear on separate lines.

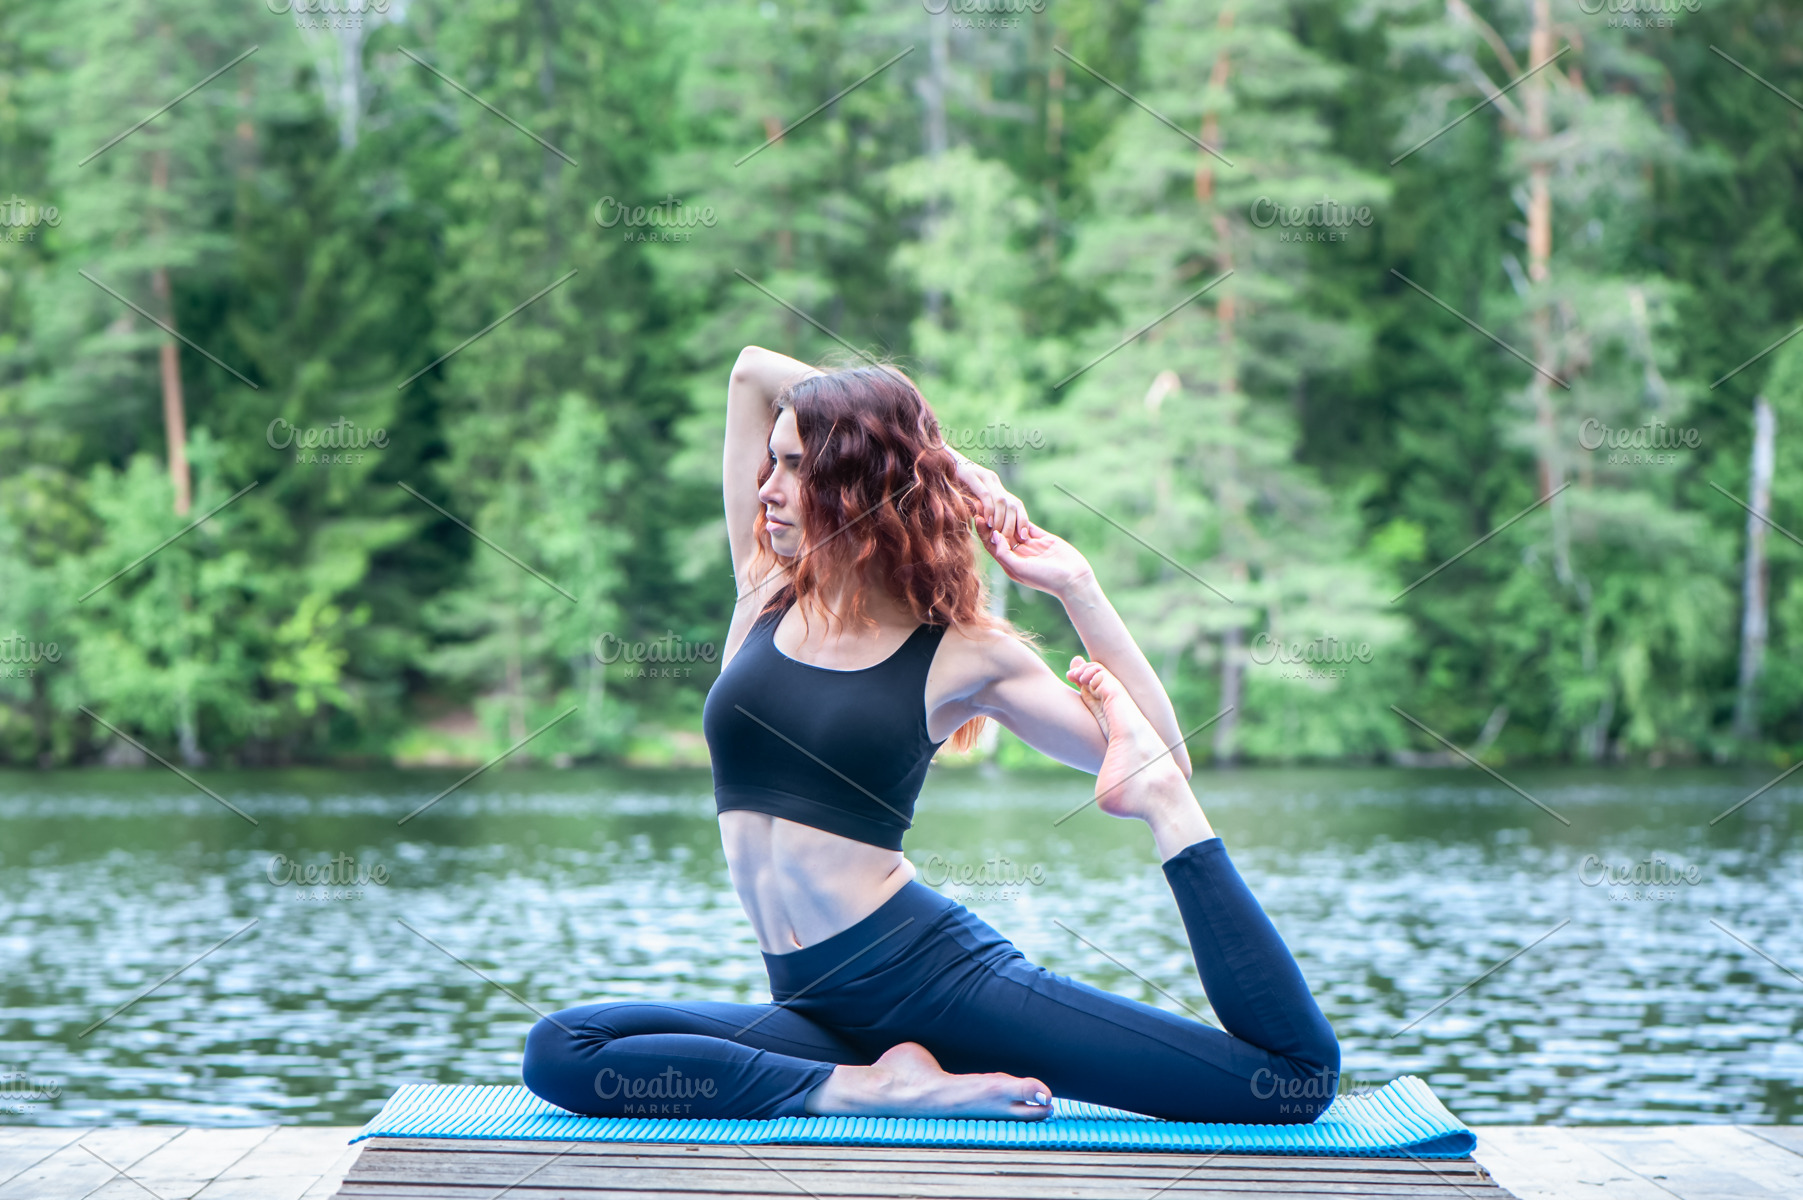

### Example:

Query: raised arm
xmin=724 ymin=346 xmax=820 ymax=589
xmin=1053 ymin=572 xmax=1194 ymax=778
xmin=978 ymin=527 xmax=1195 ymax=779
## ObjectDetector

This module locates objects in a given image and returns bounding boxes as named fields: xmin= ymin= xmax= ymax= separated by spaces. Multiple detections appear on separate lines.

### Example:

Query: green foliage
xmin=1 ymin=0 xmax=1799 ymax=766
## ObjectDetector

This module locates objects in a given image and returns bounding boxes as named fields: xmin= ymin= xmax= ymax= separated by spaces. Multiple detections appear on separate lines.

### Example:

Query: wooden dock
xmin=0 ymin=1125 xmax=363 ymax=1199
xmin=330 ymin=1140 xmax=1508 ymax=1197
xmin=1 ymin=1125 xmax=1799 ymax=1199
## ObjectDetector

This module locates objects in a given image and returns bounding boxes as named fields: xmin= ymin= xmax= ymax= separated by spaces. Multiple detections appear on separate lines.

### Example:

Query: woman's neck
xmin=799 ymin=571 xmax=914 ymax=634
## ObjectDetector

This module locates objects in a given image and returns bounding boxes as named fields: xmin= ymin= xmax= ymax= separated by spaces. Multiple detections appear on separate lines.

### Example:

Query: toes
xmin=1089 ymin=670 xmax=1133 ymax=715
xmin=1074 ymin=682 xmax=1106 ymax=727
xmin=1007 ymin=1076 xmax=1054 ymax=1121
xmin=1067 ymin=658 xmax=1105 ymax=691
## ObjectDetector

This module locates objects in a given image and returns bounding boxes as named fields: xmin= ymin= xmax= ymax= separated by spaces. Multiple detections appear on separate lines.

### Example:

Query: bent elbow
xmin=730 ymin=345 xmax=768 ymax=384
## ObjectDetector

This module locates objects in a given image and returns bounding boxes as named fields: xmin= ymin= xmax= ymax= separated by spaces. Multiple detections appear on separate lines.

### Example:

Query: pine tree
xmin=1030 ymin=0 xmax=1400 ymax=763
xmin=404 ymin=0 xmax=678 ymax=760
xmin=1370 ymin=0 xmax=1731 ymax=760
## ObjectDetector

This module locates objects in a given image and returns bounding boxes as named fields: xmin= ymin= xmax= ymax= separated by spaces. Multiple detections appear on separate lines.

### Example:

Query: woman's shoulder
xmin=933 ymin=619 xmax=1040 ymax=685
xmin=940 ymin=613 xmax=1038 ymax=646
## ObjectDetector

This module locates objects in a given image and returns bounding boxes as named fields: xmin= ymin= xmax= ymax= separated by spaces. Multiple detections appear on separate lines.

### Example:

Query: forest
xmin=1 ymin=0 xmax=1799 ymax=771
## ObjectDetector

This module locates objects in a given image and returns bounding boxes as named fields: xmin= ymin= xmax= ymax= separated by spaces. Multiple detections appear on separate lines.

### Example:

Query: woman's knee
xmin=521 ymin=1004 xmax=634 ymax=1112
xmin=521 ymin=1002 xmax=640 ymax=1097
xmin=1251 ymin=1042 xmax=1343 ymax=1124
xmin=522 ymin=1011 xmax=583 ymax=1101
xmin=1285 ymin=1013 xmax=1341 ymax=1086
xmin=521 ymin=1002 xmax=700 ymax=1085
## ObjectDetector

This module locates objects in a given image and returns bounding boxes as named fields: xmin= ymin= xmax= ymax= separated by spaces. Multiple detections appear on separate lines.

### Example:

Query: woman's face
xmin=758 ymin=406 xmax=804 ymax=557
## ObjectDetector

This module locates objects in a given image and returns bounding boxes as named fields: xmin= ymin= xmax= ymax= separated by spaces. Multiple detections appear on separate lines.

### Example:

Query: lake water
xmin=0 ymin=765 xmax=1797 ymax=1127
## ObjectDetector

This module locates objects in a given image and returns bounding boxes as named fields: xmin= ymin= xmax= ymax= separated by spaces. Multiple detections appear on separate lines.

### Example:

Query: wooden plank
xmin=197 ymin=1127 xmax=367 ymax=1200
xmin=1739 ymin=1125 xmax=1803 ymax=1159
xmin=335 ymin=1179 xmax=1504 ymax=1200
xmin=344 ymin=1151 xmax=1491 ymax=1190
xmin=119 ymin=1127 xmax=277 ymax=1196
xmin=0 ymin=1128 xmax=92 ymax=1183
xmin=0 ymin=1127 xmax=186 ymax=1200
xmin=346 ymin=1138 xmax=1480 ymax=1174
xmin=350 ymin=1143 xmax=1478 ymax=1171
xmin=337 ymin=1140 xmax=1493 ymax=1191
xmin=1570 ymin=1125 xmax=1803 ymax=1200
xmin=331 ymin=1174 xmax=1500 ymax=1196
xmin=331 ymin=1138 xmax=1509 ymax=1200
xmin=298 ymin=1132 xmax=372 ymax=1200
xmin=1471 ymin=1128 xmax=1675 ymax=1200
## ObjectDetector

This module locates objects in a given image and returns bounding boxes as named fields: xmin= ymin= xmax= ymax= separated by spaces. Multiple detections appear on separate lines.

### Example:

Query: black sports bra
xmin=701 ymin=599 xmax=950 ymax=851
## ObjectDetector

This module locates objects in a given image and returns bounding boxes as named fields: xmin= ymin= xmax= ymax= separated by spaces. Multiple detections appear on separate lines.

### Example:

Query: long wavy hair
xmin=746 ymin=361 xmax=1033 ymax=753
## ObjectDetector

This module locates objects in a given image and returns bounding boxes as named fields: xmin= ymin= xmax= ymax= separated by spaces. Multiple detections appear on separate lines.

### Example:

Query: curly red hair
xmin=747 ymin=362 xmax=1029 ymax=753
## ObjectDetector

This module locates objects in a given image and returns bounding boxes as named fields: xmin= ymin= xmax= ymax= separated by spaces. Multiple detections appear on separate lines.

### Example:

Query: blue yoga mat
xmin=351 ymin=1076 xmax=1476 ymax=1158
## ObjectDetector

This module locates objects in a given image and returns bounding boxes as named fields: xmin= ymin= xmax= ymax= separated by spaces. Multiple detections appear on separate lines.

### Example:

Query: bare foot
xmin=804 ymin=1042 xmax=1053 ymax=1121
xmin=1067 ymin=657 xmax=1215 ymax=858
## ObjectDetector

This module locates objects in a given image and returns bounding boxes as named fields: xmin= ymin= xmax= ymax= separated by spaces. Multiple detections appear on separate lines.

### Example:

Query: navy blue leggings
xmin=522 ymin=837 xmax=1339 ymax=1123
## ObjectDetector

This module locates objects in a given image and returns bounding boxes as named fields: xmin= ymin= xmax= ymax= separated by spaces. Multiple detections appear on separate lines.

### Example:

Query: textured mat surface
xmin=350 ymin=1076 xmax=1477 ymax=1158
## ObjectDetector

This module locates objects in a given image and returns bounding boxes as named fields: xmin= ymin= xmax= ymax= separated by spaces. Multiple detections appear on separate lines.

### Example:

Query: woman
xmin=521 ymin=347 xmax=1338 ymax=1123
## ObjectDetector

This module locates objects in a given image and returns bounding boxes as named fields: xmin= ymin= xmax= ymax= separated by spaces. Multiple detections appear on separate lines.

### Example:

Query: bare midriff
xmin=717 ymin=810 xmax=918 ymax=953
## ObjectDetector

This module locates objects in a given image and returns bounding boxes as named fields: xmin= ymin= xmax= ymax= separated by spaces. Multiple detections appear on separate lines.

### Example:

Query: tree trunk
xmin=32 ymin=667 xmax=51 ymax=769
xmin=1732 ymin=395 xmax=1775 ymax=743
xmin=978 ymin=463 xmax=1015 ymax=763
xmin=920 ymin=11 xmax=950 ymax=325
xmin=977 ymin=557 xmax=1007 ymax=762
xmin=150 ymin=149 xmax=191 ymax=517
xmin=1524 ymin=0 xmax=1568 ymax=582
xmin=1194 ymin=8 xmax=1234 ymax=205
xmin=1197 ymin=8 xmax=1244 ymax=765
xmin=176 ymin=687 xmax=203 ymax=766
xmin=1042 ymin=28 xmax=1064 ymax=260
xmin=1215 ymin=612 xmax=1245 ymax=765
xmin=507 ymin=611 xmax=528 ymax=751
